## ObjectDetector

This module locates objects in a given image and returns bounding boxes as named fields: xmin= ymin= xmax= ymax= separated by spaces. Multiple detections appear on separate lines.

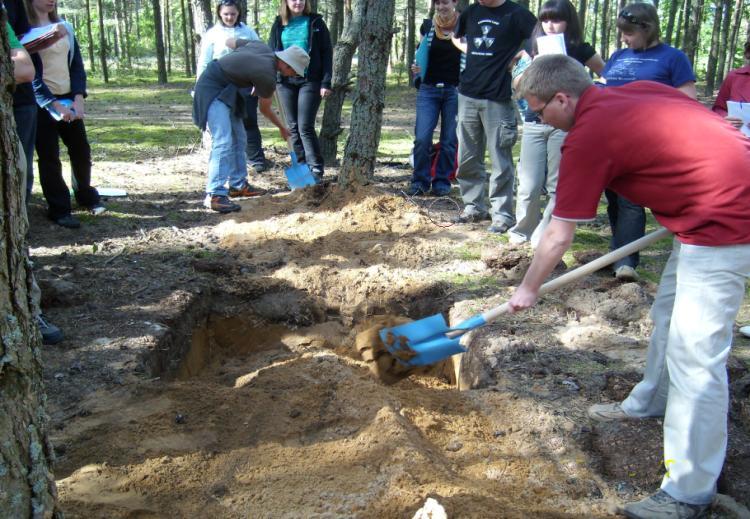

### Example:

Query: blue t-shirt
xmin=281 ymin=16 xmax=310 ymax=53
xmin=603 ymin=43 xmax=695 ymax=88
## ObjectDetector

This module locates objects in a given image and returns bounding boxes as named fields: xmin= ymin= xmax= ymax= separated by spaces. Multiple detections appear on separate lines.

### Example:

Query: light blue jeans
xmin=206 ymin=98 xmax=248 ymax=196
xmin=456 ymin=94 xmax=518 ymax=226
xmin=509 ymin=121 xmax=566 ymax=246
xmin=621 ymin=239 xmax=750 ymax=504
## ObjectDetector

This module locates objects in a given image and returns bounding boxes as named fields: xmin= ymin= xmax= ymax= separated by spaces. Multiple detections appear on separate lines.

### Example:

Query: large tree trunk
xmin=180 ymin=0 xmax=192 ymax=76
xmin=0 ymin=21 xmax=60 ymax=519
xmin=85 ymin=0 xmax=96 ymax=71
xmin=599 ymin=0 xmax=610 ymax=59
xmin=406 ymin=0 xmax=415 ymax=85
xmin=319 ymin=0 xmax=363 ymax=165
xmin=191 ymin=0 xmax=213 ymax=34
xmin=683 ymin=0 xmax=705 ymax=66
xmin=153 ymin=0 xmax=169 ymax=84
xmin=579 ymin=0 xmax=588 ymax=39
xmin=704 ymin=0 xmax=724 ymax=95
xmin=338 ymin=0 xmax=395 ymax=186
xmin=96 ymin=0 xmax=109 ymax=82
xmin=666 ymin=0 xmax=681 ymax=45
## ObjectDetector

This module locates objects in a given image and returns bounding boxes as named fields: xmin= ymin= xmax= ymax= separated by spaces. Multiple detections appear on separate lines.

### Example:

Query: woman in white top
xmin=197 ymin=0 xmax=267 ymax=172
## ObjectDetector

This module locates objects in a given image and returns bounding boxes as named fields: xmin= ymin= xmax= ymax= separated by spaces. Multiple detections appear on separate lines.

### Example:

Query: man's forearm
xmin=519 ymin=219 xmax=576 ymax=292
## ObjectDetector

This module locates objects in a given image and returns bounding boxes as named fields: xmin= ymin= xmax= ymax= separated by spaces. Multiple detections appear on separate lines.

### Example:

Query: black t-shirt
xmin=455 ymin=1 xmax=536 ymax=102
xmin=420 ymin=19 xmax=461 ymax=86
xmin=522 ymin=40 xmax=596 ymax=122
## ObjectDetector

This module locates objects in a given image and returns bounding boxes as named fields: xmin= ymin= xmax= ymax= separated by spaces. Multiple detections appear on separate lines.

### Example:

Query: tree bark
xmin=96 ymin=0 xmax=109 ymax=82
xmin=591 ymin=0 xmax=600 ymax=50
xmin=726 ymin=0 xmax=744 ymax=72
xmin=180 ymin=0 xmax=192 ymax=76
xmin=715 ymin=0 xmax=732 ymax=81
xmin=683 ymin=0 xmax=705 ymax=66
xmin=164 ymin=0 xmax=172 ymax=74
xmin=704 ymin=0 xmax=724 ymax=95
xmin=579 ymin=0 xmax=588 ymax=40
xmin=0 ymin=21 xmax=60 ymax=519
xmin=153 ymin=0 xmax=169 ymax=84
xmin=338 ymin=0 xmax=395 ymax=186
xmin=85 ymin=0 xmax=96 ymax=72
xmin=600 ymin=0 xmax=610 ymax=59
xmin=330 ymin=0 xmax=344 ymax=45
xmin=406 ymin=0 xmax=415 ymax=86
xmin=666 ymin=0 xmax=681 ymax=45
xmin=188 ymin=1 xmax=197 ymax=75
xmin=319 ymin=0 xmax=363 ymax=165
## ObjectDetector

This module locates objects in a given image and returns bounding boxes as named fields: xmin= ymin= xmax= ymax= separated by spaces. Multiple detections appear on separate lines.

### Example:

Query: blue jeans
xmin=605 ymin=189 xmax=646 ymax=269
xmin=206 ymin=99 xmax=248 ymax=196
xmin=243 ymin=94 xmax=265 ymax=166
xmin=411 ymin=84 xmax=458 ymax=193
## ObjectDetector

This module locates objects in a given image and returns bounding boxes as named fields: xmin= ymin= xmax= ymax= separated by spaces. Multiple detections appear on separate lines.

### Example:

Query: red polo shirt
xmin=553 ymin=81 xmax=750 ymax=246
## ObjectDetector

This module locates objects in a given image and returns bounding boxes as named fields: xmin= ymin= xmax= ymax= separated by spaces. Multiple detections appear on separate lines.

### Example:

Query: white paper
xmin=727 ymin=101 xmax=750 ymax=137
xmin=536 ymin=33 xmax=567 ymax=56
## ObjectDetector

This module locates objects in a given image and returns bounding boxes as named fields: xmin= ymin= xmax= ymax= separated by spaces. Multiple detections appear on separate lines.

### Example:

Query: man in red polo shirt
xmin=509 ymin=54 xmax=750 ymax=518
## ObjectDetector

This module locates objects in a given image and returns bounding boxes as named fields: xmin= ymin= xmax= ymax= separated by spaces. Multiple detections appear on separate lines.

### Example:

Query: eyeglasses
xmin=618 ymin=9 xmax=648 ymax=27
xmin=532 ymin=95 xmax=554 ymax=119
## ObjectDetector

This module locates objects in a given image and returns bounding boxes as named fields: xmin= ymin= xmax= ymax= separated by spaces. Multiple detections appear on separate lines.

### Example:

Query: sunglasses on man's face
xmin=618 ymin=9 xmax=648 ymax=27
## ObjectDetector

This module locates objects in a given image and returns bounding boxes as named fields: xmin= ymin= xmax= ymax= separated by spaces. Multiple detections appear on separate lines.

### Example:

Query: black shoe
xmin=432 ymin=186 xmax=452 ymax=197
xmin=36 ymin=314 xmax=63 ymax=345
xmin=487 ymin=221 xmax=512 ymax=233
xmin=53 ymin=215 xmax=81 ymax=229
xmin=405 ymin=185 xmax=429 ymax=196
xmin=452 ymin=210 xmax=490 ymax=224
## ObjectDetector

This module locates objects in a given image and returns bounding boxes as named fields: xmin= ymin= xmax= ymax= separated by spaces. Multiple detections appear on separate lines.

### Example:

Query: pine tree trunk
xmin=666 ymin=0 xmax=681 ymax=45
xmin=600 ymin=0 xmax=610 ymax=60
xmin=153 ymin=0 xmax=169 ymax=83
xmin=683 ymin=0 xmax=705 ymax=66
xmin=164 ymin=0 xmax=172 ymax=74
xmin=579 ymin=0 xmax=588 ymax=39
xmin=726 ymin=0 xmax=744 ymax=71
xmin=591 ymin=0 xmax=599 ymax=50
xmin=704 ymin=0 xmax=724 ymax=95
xmin=406 ymin=0 xmax=415 ymax=86
xmin=188 ymin=1 xmax=197 ymax=75
xmin=338 ymin=0 xmax=395 ymax=186
xmin=319 ymin=0 xmax=363 ymax=165
xmin=85 ymin=0 xmax=96 ymax=71
xmin=330 ymin=0 xmax=344 ymax=45
xmin=97 ymin=0 xmax=109 ymax=82
xmin=0 ymin=21 xmax=60 ymax=519
xmin=180 ymin=0 xmax=191 ymax=76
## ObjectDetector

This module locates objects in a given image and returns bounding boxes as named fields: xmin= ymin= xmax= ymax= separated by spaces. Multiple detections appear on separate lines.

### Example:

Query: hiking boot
xmin=615 ymin=265 xmax=639 ymax=281
xmin=587 ymin=402 xmax=630 ymax=422
xmin=229 ymin=183 xmax=266 ymax=198
xmin=452 ymin=209 xmax=490 ymax=224
xmin=53 ymin=215 xmax=81 ymax=229
xmin=622 ymin=490 xmax=709 ymax=519
xmin=36 ymin=314 xmax=63 ymax=345
xmin=487 ymin=221 xmax=512 ymax=234
xmin=204 ymin=195 xmax=241 ymax=213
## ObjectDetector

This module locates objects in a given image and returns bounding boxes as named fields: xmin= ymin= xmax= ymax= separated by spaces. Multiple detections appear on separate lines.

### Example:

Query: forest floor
xmin=27 ymin=81 xmax=750 ymax=518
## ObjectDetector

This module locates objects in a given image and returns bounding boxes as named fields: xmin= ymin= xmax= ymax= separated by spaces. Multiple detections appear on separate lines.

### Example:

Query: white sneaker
xmin=587 ymin=402 xmax=630 ymax=422
xmin=739 ymin=325 xmax=750 ymax=338
xmin=615 ymin=265 xmax=638 ymax=281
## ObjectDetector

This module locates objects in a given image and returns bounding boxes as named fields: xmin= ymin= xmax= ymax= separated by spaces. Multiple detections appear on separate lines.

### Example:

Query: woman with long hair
xmin=407 ymin=0 xmax=462 ymax=197
xmin=509 ymin=0 xmax=604 ymax=246
xmin=197 ymin=0 xmax=267 ymax=173
xmin=26 ymin=0 xmax=103 ymax=228
xmin=268 ymin=0 xmax=333 ymax=180
xmin=602 ymin=2 xmax=696 ymax=281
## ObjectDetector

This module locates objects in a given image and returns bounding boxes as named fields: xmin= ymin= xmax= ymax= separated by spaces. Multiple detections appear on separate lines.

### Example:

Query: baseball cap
xmin=274 ymin=45 xmax=311 ymax=77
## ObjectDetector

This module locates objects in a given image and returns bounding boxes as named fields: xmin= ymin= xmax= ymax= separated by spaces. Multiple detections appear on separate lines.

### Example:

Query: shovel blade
xmin=285 ymin=152 xmax=318 ymax=190
xmin=379 ymin=314 xmax=468 ymax=367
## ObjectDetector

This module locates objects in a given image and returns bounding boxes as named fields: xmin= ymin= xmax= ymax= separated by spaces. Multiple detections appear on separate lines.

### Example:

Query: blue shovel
xmin=379 ymin=227 xmax=672 ymax=367
xmin=274 ymin=93 xmax=318 ymax=190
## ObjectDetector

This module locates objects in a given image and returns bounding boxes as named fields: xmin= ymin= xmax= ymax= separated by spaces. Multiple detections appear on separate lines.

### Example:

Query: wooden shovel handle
xmin=479 ymin=226 xmax=672 ymax=325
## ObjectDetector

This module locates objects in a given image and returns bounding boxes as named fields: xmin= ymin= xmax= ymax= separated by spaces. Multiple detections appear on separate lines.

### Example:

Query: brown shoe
xmin=229 ymin=183 xmax=266 ymax=198
xmin=203 ymin=195 xmax=241 ymax=213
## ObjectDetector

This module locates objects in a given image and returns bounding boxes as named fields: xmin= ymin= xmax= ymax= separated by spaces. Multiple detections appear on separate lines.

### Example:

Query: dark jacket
xmin=268 ymin=13 xmax=332 ymax=89
xmin=5 ymin=0 xmax=36 ymax=106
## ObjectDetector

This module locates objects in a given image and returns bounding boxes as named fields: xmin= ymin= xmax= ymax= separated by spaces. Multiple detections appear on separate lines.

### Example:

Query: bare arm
xmin=258 ymin=96 xmax=291 ymax=141
xmin=508 ymin=219 xmax=577 ymax=312
xmin=584 ymin=53 xmax=606 ymax=77
xmin=676 ymin=81 xmax=697 ymax=100
xmin=451 ymin=36 xmax=467 ymax=53
xmin=11 ymin=47 xmax=34 ymax=83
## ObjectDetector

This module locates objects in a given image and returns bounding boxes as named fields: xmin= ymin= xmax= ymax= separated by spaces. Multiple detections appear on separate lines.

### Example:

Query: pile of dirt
xmin=27 ymin=149 xmax=750 ymax=518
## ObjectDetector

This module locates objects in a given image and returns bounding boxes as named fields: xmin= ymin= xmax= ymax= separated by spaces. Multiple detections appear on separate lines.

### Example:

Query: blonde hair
xmin=517 ymin=54 xmax=593 ymax=101
xmin=24 ymin=0 xmax=60 ymax=25
xmin=279 ymin=0 xmax=312 ymax=25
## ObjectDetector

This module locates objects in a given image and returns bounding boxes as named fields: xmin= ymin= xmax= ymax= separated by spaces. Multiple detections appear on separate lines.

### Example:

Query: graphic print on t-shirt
xmin=473 ymin=24 xmax=496 ymax=52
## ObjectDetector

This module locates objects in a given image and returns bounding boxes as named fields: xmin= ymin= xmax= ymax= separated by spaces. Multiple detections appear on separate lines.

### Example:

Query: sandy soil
xmin=27 ymin=139 xmax=750 ymax=517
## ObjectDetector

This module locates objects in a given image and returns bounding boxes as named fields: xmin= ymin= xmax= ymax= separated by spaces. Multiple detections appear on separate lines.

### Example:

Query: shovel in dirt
xmin=274 ymin=93 xmax=318 ymax=190
xmin=369 ymin=227 xmax=672 ymax=378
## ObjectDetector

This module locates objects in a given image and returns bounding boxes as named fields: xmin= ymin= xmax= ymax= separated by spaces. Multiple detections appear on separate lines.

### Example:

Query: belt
xmin=425 ymin=82 xmax=455 ymax=88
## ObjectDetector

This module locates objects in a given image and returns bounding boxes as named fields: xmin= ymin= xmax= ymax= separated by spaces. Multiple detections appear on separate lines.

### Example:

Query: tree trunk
xmin=191 ymin=0 xmax=213 ymax=35
xmin=704 ymin=0 xmax=724 ymax=95
xmin=674 ymin=0 xmax=686 ymax=48
xmin=591 ymin=0 xmax=599 ymax=51
xmin=666 ymin=0 xmax=681 ymax=45
xmin=96 ymin=0 xmax=109 ymax=82
xmin=579 ymin=0 xmax=588 ymax=39
xmin=0 ymin=22 xmax=60 ymax=519
xmin=338 ymin=0 xmax=395 ymax=186
xmin=683 ymin=0 xmax=704 ymax=66
xmin=715 ymin=0 xmax=733 ymax=81
xmin=85 ymin=0 xmax=96 ymax=71
xmin=330 ymin=0 xmax=344 ymax=45
xmin=600 ymin=0 xmax=610 ymax=59
xmin=180 ymin=0 xmax=191 ymax=76
xmin=153 ymin=0 xmax=169 ymax=84
xmin=726 ymin=0 xmax=744 ymax=72
xmin=136 ymin=0 xmax=142 ymax=41
xmin=319 ymin=0 xmax=363 ymax=165
xmin=252 ymin=0 xmax=260 ymax=31
xmin=615 ymin=0 xmax=626 ymax=50
xmin=406 ymin=0 xmax=415 ymax=85
xmin=188 ymin=1 xmax=197 ymax=75
xmin=164 ymin=0 xmax=172 ymax=74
